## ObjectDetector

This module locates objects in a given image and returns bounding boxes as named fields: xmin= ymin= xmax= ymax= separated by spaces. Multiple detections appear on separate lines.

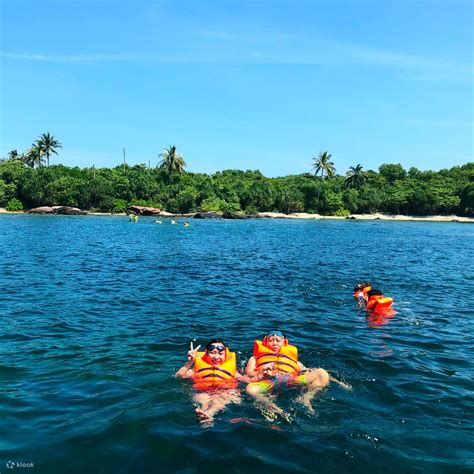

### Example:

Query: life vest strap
xmin=195 ymin=367 xmax=234 ymax=377
xmin=201 ymin=374 xmax=227 ymax=380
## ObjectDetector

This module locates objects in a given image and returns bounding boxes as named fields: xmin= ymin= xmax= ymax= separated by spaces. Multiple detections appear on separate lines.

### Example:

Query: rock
xmin=58 ymin=207 xmax=88 ymax=215
xmin=28 ymin=206 xmax=55 ymax=214
xmin=222 ymin=211 xmax=250 ymax=219
xmin=128 ymin=205 xmax=162 ymax=216
xmin=193 ymin=211 xmax=222 ymax=219
xmin=28 ymin=206 xmax=87 ymax=215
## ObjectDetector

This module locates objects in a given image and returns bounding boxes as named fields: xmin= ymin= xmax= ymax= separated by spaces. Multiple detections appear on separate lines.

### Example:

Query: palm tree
xmin=158 ymin=145 xmax=186 ymax=182
xmin=7 ymin=150 xmax=19 ymax=160
xmin=36 ymin=132 xmax=62 ymax=166
xmin=312 ymin=151 xmax=336 ymax=179
xmin=345 ymin=164 xmax=367 ymax=189
xmin=24 ymin=145 xmax=45 ymax=168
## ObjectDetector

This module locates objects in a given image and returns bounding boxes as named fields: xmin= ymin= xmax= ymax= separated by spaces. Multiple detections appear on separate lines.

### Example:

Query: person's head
xmin=263 ymin=330 xmax=286 ymax=351
xmin=354 ymin=282 xmax=371 ymax=292
xmin=204 ymin=339 xmax=227 ymax=366
xmin=367 ymin=289 xmax=383 ymax=298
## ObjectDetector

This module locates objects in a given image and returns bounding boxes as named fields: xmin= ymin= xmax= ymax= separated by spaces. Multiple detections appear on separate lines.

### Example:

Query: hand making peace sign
xmin=187 ymin=341 xmax=201 ymax=363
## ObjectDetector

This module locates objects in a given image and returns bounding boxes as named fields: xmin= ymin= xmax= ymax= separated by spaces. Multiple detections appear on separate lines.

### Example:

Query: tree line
xmin=1 ymin=135 xmax=473 ymax=216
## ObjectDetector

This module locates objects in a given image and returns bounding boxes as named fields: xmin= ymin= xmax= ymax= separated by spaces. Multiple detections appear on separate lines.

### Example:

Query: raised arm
xmin=175 ymin=341 xmax=201 ymax=379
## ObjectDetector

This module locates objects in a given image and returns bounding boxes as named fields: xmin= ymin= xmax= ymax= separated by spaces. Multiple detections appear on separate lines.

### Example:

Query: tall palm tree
xmin=36 ymin=132 xmax=62 ymax=166
xmin=312 ymin=151 xmax=336 ymax=179
xmin=158 ymin=145 xmax=186 ymax=182
xmin=345 ymin=164 xmax=367 ymax=189
xmin=24 ymin=145 xmax=45 ymax=168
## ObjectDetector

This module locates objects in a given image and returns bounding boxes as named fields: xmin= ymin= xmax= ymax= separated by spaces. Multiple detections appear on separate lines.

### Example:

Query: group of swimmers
xmin=353 ymin=282 xmax=394 ymax=313
xmin=153 ymin=220 xmax=190 ymax=226
xmin=128 ymin=213 xmax=190 ymax=227
xmin=176 ymin=331 xmax=350 ymax=426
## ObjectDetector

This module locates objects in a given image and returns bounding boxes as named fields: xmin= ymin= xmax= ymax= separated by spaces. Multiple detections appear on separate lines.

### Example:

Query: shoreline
xmin=0 ymin=208 xmax=473 ymax=222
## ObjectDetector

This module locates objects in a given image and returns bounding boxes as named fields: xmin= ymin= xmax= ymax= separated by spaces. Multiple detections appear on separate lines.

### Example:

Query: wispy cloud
xmin=1 ymin=29 xmax=472 ymax=83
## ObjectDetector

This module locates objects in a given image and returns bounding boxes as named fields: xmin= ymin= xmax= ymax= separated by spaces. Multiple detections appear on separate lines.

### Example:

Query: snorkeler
xmin=176 ymin=339 xmax=249 ymax=426
xmin=245 ymin=331 xmax=345 ymax=419
xmin=353 ymin=282 xmax=372 ymax=305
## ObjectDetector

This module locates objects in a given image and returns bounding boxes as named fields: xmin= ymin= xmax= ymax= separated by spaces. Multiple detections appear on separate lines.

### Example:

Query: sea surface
xmin=0 ymin=215 xmax=473 ymax=474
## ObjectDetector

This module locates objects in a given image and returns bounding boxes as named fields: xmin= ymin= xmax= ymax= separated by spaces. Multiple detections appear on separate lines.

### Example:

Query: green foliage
xmin=111 ymin=199 xmax=128 ymax=213
xmin=221 ymin=201 xmax=241 ymax=213
xmin=334 ymin=208 xmax=350 ymax=217
xmin=459 ymin=183 xmax=474 ymax=216
xmin=6 ymin=197 xmax=23 ymax=211
xmin=378 ymin=163 xmax=406 ymax=184
xmin=0 ymin=179 xmax=17 ymax=206
xmin=1 ymin=150 xmax=472 ymax=216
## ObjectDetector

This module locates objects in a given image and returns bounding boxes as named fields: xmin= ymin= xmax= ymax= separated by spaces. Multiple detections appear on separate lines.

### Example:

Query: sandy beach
xmin=1 ymin=208 xmax=473 ymax=222
xmin=256 ymin=212 xmax=474 ymax=222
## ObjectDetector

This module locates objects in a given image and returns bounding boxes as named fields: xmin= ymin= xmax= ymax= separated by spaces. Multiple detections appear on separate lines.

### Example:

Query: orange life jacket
xmin=192 ymin=349 xmax=237 ymax=390
xmin=253 ymin=339 xmax=299 ymax=375
xmin=367 ymin=295 xmax=393 ymax=311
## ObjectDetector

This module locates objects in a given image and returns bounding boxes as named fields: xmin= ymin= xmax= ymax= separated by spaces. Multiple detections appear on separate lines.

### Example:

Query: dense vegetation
xmin=1 ymin=137 xmax=473 ymax=216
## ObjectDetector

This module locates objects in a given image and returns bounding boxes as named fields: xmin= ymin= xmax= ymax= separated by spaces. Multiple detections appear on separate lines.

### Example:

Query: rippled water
xmin=1 ymin=215 xmax=473 ymax=473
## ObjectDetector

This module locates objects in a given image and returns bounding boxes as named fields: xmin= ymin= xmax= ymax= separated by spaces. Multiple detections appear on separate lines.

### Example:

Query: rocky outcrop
xmin=128 ymin=205 xmax=162 ymax=216
xmin=28 ymin=206 xmax=87 ymax=215
xmin=193 ymin=211 xmax=222 ymax=219
xmin=28 ymin=206 xmax=55 ymax=214
xmin=52 ymin=206 xmax=88 ymax=215
xmin=222 ymin=211 xmax=251 ymax=219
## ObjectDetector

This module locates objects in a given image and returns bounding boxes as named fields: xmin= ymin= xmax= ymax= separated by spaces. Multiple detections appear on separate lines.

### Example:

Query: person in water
xmin=366 ymin=289 xmax=394 ymax=312
xmin=353 ymin=282 xmax=372 ymax=305
xmin=176 ymin=339 xmax=251 ymax=425
xmin=245 ymin=331 xmax=342 ymax=419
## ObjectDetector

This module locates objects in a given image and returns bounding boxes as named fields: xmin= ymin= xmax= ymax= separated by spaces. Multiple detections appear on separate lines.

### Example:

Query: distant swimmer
xmin=353 ymin=282 xmax=372 ymax=306
xmin=129 ymin=213 xmax=139 ymax=222
xmin=353 ymin=283 xmax=395 ymax=310
xmin=184 ymin=222 xmax=190 ymax=227
xmin=154 ymin=220 xmax=162 ymax=224
xmin=366 ymin=289 xmax=394 ymax=313
xmin=171 ymin=220 xmax=177 ymax=224
xmin=176 ymin=340 xmax=254 ymax=426
xmin=245 ymin=331 xmax=349 ymax=420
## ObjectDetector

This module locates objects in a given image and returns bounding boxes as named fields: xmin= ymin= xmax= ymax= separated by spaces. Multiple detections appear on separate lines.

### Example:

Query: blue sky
xmin=0 ymin=0 xmax=472 ymax=177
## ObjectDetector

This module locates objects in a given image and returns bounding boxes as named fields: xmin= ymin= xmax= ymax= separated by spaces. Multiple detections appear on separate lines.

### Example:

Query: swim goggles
xmin=266 ymin=331 xmax=284 ymax=338
xmin=207 ymin=344 xmax=226 ymax=352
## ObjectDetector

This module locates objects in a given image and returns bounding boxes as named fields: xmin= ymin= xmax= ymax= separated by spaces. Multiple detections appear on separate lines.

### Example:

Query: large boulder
xmin=28 ymin=206 xmax=55 ymax=214
xmin=128 ymin=205 xmax=162 ymax=216
xmin=193 ymin=211 xmax=222 ymax=219
xmin=55 ymin=206 xmax=87 ymax=215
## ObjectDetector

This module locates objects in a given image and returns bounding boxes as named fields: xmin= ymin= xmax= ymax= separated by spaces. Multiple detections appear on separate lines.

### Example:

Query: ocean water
xmin=0 ymin=215 xmax=472 ymax=474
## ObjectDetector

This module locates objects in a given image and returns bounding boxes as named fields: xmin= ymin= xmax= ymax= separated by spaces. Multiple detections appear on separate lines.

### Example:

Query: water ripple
xmin=1 ymin=216 xmax=473 ymax=473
